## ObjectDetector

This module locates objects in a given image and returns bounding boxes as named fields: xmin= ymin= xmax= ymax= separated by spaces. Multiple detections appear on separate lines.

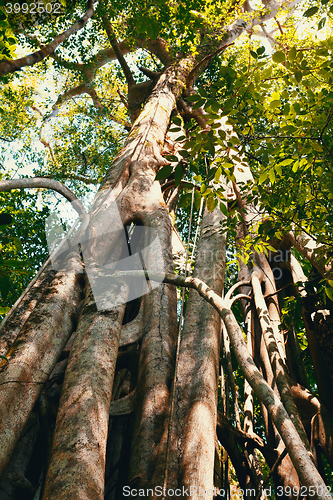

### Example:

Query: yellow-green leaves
xmin=259 ymin=171 xmax=267 ymax=184
xmin=288 ymin=47 xmax=297 ymax=62
xmin=268 ymin=168 xmax=275 ymax=184
xmin=294 ymin=70 xmax=303 ymax=83
xmin=272 ymin=51 xmax=285 ymax=64
xmin=215 ymin=166 xmax=222 ymax=183
xmin=279 ymin=159 xmax=294 ymax=167
xmin=325 ymin=282 xmax=333 ymax=301
xmin=207 ymin=196 xmax=217 ymax=212
xmin=269 ymin=100 xmax=281 ymax=110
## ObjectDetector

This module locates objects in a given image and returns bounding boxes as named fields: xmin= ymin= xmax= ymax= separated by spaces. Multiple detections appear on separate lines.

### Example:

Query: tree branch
xmin=287 ymin=231 xmax=332 ymax=279
xmin=217 ymin=410 xmax=265 ymax=449
xmin=0 ymin=0 xmax=95 ymax=77
xmin=100 ymin=2 xmax=136 ymax=87
xmin=0 ymin=178 xmax=85 ymax=214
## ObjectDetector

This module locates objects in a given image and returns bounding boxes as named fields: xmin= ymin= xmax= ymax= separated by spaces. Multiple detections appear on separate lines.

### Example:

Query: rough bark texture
xmin=43 ymin=278 xmax=128 ymax=500
xmin=0 ymin=253 xmax=83 ymax=475
xmin=160 ymin=206 xmax=226 ymax=498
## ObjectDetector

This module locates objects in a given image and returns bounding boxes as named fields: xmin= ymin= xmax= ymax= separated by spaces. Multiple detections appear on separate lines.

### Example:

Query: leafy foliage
xmin=0 ymin=190 xmax=49 ymax=314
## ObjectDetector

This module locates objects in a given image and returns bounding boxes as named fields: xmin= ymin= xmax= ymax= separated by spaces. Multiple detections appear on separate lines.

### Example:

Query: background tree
xmin=0 ymin=0 xmax=332 ymax=499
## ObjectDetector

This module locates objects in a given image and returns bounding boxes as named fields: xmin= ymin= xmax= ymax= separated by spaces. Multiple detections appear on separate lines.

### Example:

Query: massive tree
xmin=0 ymin=0 xmax=333 ymax=499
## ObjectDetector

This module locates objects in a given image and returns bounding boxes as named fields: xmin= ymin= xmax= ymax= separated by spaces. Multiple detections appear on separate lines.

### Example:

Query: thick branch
xmin=217 ymin=410 xmax=264 ymax=449
xmin=0 ymin=0 xmax=94 ymax=77
xmin=50 ymin=39 xmax=132 ymax=78
xmin=287 ymin=231 xmax=332 ymax=278
xmin=0 ymin=178 xmax=85 ymax=215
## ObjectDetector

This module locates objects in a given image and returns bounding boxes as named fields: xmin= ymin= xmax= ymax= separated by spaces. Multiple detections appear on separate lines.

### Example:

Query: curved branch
xmin=50 ymin=39 xmax=132 ymax=79
xmin=109 ymin=389 xmax=137 ymax=417
xmin=229 ymin=293 xmax=251 ymax=307
xmin=217 ymin=410 xmax=264 ymax=449
xmin=225 ymin=280 xmax=251 ymax=302
xmin=0 ymin=178 xmax=85 ymax=215
xmin=0 ymin=0 xmax=95 ymax=77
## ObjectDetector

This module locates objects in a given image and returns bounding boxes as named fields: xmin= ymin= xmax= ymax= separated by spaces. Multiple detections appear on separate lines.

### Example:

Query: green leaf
xmin=292 ymin=160 xmax=299 ymax=172
xmin=272 ymin=51 xmax=285 ymax=63
xmin=229 ymin=136 xmax=240 ymax=145
xmin=303 ymin=6 xmax=319 ymax=17
xmin=6 ymin=37 xmax=16 ymax=46
xmin=192 ymin=98 xmax=206 ymax=110
xmin=257 ymin=46 xmax=265 ymax=55
xmin=155 ymin=165 xmax=173 ymax=181
xmin=0 ymin=213 xmax=12 ymax=226
xmin=178 ymin=150 xmax=190 ymax=158
xmin=279 ymin=158 xmax=294 ymax=166
xmin=178 ymin=193 xmax=192 ymax=209
xmin=0 ymin=308 xmax=9 ymax=316
xmin=294 ymin=70 xmax=303 ymax=83
xmin=0 ymin=275 xmax=10 ymax=300
xmin=194 ymin=190 xmax=202 ymax=211
xmin=206 ymin=196 xmax=217 ymax=212
xmin=174 ymin=164 xmax=183 ymax=187
xmin=215 ymin=166 xmax=222 ymax=183
xmin=312 ymin=141 xmax=323 ymax=152
xmin=288 ymin=47 xmax=297 ymax=62
xmin=270 ymin=100 xmax=281 ymax=110
xmin=318 ymin=17 xmax=326 ymax=30
xmin=172 ymin=116 xmax=182 ymax=126
xmin=259 ymin=171 xmax=268 ymax=184
xmin=222 ymin=98 xmax=236 ymax=114
xmin=325 ymin=285 xmax=333 ymax=301
xmin=283 ymin=104 xmax=290 ymax=115
xmin=209 ymin=100 xmax=220 ymax=113
xmin=275 ymin=164 xmax=282 ymax=176
xmin=186 ymin=94 xmax=201 ymax=102
xmin=269 ymin=168 xmax=276 ymax=184
xmin=250 ymin=50 xmax=258 ymax=59
xmin=146 ymin=19 xmax=159 ymax=39
xmin=219 ymin=202 xmax=228 ymax=216
xmin=164 ymin=155 xmax=178 ymax=162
